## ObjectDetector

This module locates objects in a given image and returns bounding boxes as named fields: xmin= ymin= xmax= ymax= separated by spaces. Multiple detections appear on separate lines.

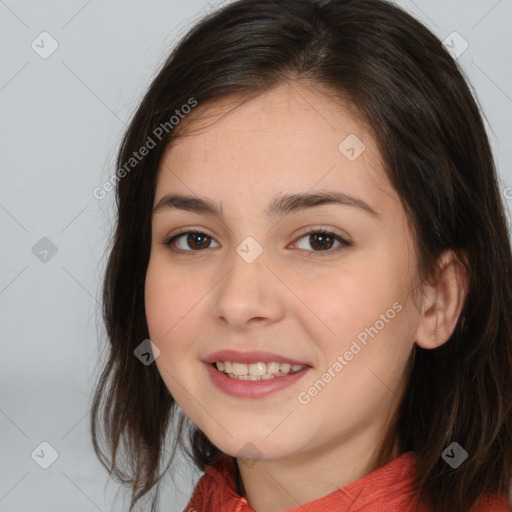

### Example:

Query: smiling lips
xmin=203 ymin=350 xmax=311 ymax=392
xmin=215 ymin=360 xmax=306 ymax=380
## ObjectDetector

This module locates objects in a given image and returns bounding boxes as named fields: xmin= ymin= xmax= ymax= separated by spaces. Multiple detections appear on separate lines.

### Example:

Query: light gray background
xmin=1 ymin=1 xmax=511 ymax=511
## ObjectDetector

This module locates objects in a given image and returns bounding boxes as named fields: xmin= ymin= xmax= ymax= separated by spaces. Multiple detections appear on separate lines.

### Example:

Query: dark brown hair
xmin=90 ymin=0 xmax=512 ymax=510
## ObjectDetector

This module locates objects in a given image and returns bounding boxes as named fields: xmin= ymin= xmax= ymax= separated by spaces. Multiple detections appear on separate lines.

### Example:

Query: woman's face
xmin=145 ymin=81 xmax=423 ymax=464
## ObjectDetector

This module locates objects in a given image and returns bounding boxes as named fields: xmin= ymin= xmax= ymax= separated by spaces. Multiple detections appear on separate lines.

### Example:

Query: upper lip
xmin=203 ymin=349 xmax=311 ymax=367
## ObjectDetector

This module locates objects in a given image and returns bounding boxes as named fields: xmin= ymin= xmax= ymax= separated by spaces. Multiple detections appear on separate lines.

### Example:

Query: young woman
xmin=91 ymin=0 xmax=512 ymax=510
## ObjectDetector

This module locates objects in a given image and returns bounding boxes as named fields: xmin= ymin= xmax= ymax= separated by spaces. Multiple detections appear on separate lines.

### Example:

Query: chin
xmin=207 ymin=431 xmax=301 ymax=464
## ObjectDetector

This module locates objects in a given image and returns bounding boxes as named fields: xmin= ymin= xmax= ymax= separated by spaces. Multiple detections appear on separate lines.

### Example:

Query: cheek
xmin=306 ymin=266 xmax=416 ymax=410
xmin=306 ymin=264 xmax=405 ymax=350
xmin=144 ymin=255 xmax=201 ymax=344
xmin=144 ymin=263 xmax=172 ymax=342
xmin=144 ymin=258 xmax=203 ymax=405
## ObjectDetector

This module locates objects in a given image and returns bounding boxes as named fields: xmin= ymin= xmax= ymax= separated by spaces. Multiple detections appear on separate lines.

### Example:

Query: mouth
xmin=212 ymin=361 xmax=306 ymax=380
xmin=203 ymin=350 xmax=312 ymax=399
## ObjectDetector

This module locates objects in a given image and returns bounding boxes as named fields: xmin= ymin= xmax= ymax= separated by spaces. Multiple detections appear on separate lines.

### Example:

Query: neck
xmin=234 ymin=434 xmax=400 ymax=512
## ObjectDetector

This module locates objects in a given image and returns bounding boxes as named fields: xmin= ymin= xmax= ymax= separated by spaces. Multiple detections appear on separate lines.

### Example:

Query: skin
xmin=144 ymin=81 xmax=467 ymax=511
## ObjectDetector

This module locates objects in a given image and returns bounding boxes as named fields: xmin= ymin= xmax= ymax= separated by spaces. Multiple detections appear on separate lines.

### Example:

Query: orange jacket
xmin=184 ymin=451 xmax=511 ymax=511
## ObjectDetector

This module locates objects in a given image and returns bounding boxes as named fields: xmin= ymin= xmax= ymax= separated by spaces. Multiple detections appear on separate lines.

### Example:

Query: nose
xmin=212 ymin=244 xmax=286 ymax=331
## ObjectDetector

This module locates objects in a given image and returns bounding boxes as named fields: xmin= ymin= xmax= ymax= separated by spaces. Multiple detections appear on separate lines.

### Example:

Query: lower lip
xmin=204 ymin=362 xmax=310 ymax=399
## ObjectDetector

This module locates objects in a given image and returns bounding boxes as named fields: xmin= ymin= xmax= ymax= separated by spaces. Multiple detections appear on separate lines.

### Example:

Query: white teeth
xmin=232 ymin=362 xmax=248 ymax=376
xmin=213 ymin=360 xmax=306 ymax=380
xmin=266 ymin=361 xmax=280 ymax=374
xmin=280 ymin=363 xmax=291 ymax=373
xmin=248 ymin=362 xmax=266 ymax=376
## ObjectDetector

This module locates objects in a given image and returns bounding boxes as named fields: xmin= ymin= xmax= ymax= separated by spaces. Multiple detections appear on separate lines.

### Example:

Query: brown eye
xmin=307 ymin=232 xmax=335 ymax=251
xmin=294 ymin=230 xmax=351 ymax=255
xmin=165 ymin=231 xmax=220 ymax=251
xmin=185 ymin=232 xmax=211 ymax=250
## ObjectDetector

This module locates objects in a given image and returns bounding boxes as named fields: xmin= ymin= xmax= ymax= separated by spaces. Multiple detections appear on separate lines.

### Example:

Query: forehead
xmin=155 ymin=81 xmax=395 ymax=212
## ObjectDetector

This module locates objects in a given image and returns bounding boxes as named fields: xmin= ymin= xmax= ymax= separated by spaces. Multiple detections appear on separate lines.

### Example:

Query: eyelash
xmin=162 ymin=228 xmax=352 ymax=257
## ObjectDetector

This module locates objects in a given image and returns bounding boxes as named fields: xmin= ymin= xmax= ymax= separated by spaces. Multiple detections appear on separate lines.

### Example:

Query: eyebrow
xmin=152 ymin=191 xmax=379 ymax=218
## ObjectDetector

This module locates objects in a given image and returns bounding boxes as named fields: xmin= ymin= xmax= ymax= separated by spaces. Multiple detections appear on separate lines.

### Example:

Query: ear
xmin=415 ymin=250 xmax=468 ymax=349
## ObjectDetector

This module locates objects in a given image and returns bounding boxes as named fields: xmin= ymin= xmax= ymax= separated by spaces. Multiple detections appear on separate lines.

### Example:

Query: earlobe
xmin=415 ymin=250 xmax=468 ymax=350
